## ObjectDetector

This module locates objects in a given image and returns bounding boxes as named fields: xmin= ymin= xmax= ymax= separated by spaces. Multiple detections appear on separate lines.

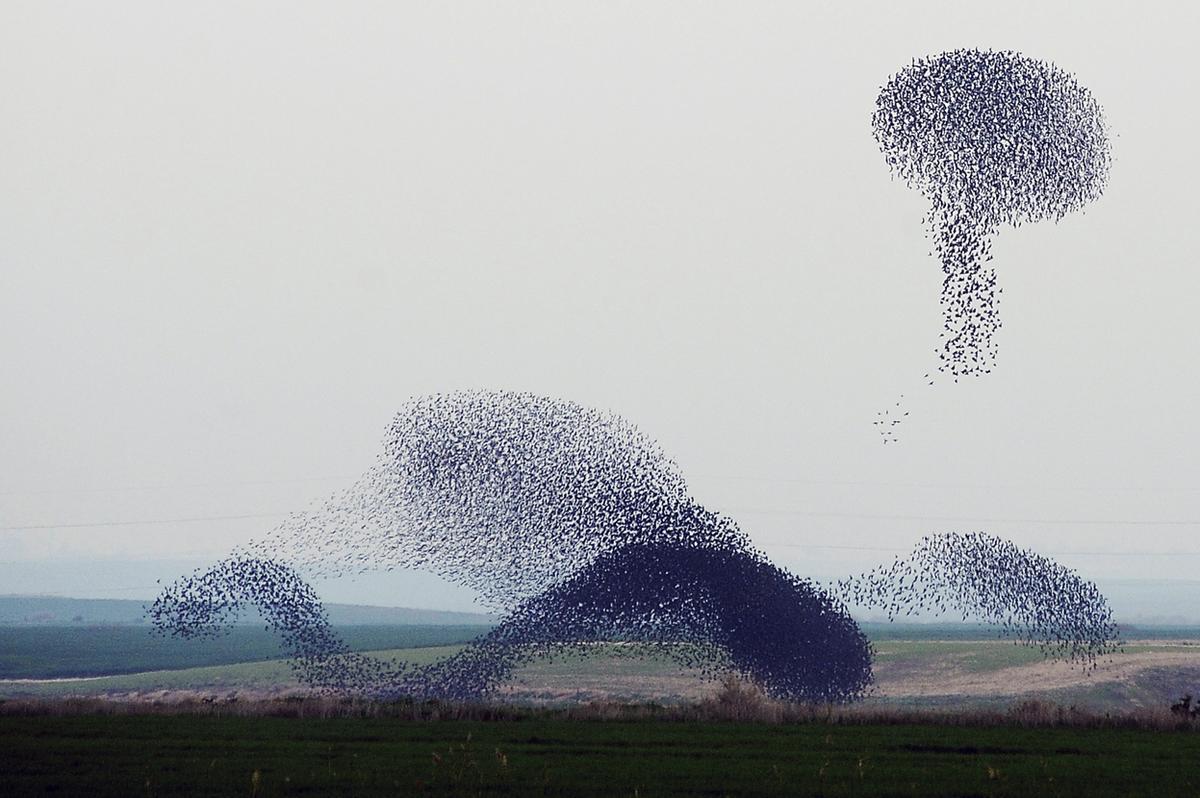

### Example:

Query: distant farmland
xmin=0 ymin=625 xmax=493 ymax=680
xmin=4 ymin=618 xmax=1200 ymax=797
xmin=3 ymin=628 xmax=1200 ymax=713
xmin=3 ymin=597 xmax=1198 ymax=711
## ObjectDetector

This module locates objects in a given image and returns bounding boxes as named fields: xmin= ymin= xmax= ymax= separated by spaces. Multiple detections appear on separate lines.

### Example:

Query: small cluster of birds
xmin=150 ymin=391 xmax=1120 ymax=702
xmin=873 ymin=49 xmax=1110 ymax=383
xmin=873 ymin=394 xmax=909 ymax=444
xmin=834 ymin=532 xmax=1120 ymax=669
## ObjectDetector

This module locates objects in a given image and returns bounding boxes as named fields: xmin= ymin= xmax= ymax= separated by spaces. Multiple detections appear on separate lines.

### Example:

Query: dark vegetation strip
xmin=2 ymin=711 xmax=1199 ymax=797
xmin=0 ymin=625 xmax=493 ymax=679
xmin=5 ymin=687 xmax=1200 ymax=731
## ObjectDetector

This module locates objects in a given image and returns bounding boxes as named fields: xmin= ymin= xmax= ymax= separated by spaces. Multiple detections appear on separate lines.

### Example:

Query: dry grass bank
xmin=3 ymin=678 xmax=1199 ymax=731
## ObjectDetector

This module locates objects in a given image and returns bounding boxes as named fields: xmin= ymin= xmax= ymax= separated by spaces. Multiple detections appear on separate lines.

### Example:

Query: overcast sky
xmin=2 ymin=1 xmax=1197 ymax=618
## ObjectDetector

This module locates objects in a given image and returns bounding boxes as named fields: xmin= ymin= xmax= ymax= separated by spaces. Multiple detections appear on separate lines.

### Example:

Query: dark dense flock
xmin=150 ymin=49 xmax=1117 ymax=703
xmin=151 ymin=391 xmax=1118 ymax=702
xmin=873 ymin=49 xmax=1110 ymax=384
xmin=152 ymin=392 xmax=873 ymax=702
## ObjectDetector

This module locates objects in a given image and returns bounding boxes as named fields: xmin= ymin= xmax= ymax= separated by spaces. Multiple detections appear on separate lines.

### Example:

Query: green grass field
xmin=4 ymin=627 xmax=1200 ymax=796
xmin=5 ymin=637 xmax=1200 ymax=713
xmin=0 ymin=645 xmax=466 ymax=697
xmin=3 ymin=713 xmax=1199 ymax=796
xmin=0 ymin=625 xmax=493 ymax=679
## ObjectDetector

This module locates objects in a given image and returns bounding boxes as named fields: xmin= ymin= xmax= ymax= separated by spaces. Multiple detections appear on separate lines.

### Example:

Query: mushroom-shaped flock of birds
xmin=150 ymin=391 xmax=1119 ymax=703
xmin=871 ymin=49 xmax=1110 ymax=443
xmin=874 ymin=48 xmax=1110 ymax=380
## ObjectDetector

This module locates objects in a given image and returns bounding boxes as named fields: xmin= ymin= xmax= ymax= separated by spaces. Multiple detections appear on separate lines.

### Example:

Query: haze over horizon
xmin=3 ymin=2 xmax=1198 ymax=619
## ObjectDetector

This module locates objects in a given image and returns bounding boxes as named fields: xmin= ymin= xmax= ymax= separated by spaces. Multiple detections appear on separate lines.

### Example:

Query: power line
xmin=0 ymin=512 xmax=289 ymax=531
xmin=4 ymin=504 xmax=1199 ymax=533
xmin=17 ymin=585 xmax=161 ymax=595
xmin=763 ymin=542 xmax=1200 ymax=557
xmin=767 ymin=543 xmax=907 ymax=553
xmin=0 ymin=475 xmax=356 ymax=497
xmin=727 ymin=507 xmax=1200 ymax=527
xmin=690 ymin=473 xmax=1200 ymax=495
xmin=4 ymin=471 xmax=1197 ymax=498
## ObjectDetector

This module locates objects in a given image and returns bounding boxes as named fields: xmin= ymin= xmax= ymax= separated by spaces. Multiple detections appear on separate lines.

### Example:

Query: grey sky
xmin=2 ymin=2 xmax=1197 ymax=617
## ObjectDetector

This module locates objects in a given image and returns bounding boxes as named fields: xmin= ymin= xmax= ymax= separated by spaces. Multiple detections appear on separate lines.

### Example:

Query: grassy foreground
xmin=2 ymin=707 xmax=1199 ymax=797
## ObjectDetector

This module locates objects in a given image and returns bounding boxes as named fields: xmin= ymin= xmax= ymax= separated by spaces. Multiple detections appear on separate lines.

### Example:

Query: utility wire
xmin=727 ymin=507 xmax=1200 ymax=527
xmin=4 ymin=472 xmax=1197 ymax=497
xmin=3 ymin=506 xmax=1199 ymax=532
xmin=763 ymin=542 xmax=1200 ymax=556
xmin=5 ymin=512 xmax=1200 ymax=562
xmin=0 ymin=476 xmax=356 ymax=497
xmin=0 ymin=512 xmax=289 ymax=531
xmin=692 ymin=473 xmax=1200 ymax=495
